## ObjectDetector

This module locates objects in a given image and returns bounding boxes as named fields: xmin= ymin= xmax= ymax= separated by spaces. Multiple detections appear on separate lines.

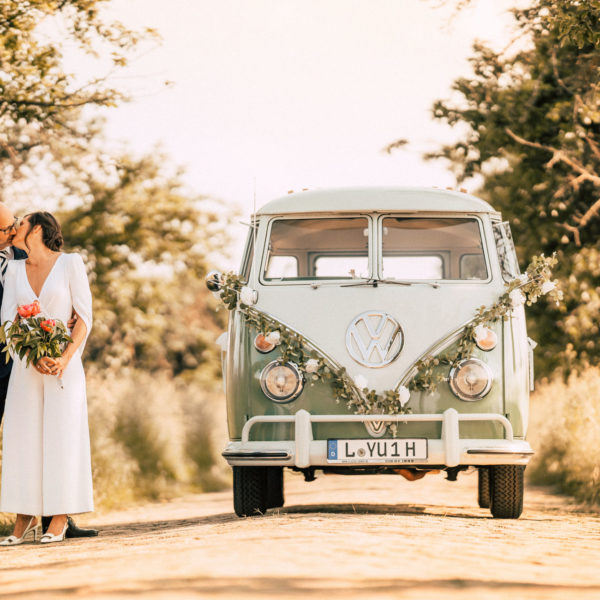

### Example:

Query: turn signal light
xmin=254 ymin=334 xmax=276 ymax=353
xmin=475 ymin=327 xmax=498 ymax=351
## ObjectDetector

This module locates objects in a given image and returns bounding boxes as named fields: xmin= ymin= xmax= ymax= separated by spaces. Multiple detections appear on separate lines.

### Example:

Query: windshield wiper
xmin=341 ymin=278 xmax=412 ymax=288
xmin=313 ymin=278 xmax=439 ymax=289
xmin=340 ymin=278 xmax=440 ymax=289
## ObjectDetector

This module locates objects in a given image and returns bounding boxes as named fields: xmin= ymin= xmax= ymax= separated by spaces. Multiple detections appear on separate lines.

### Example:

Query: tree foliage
xmin=414 ymin=0 xmax=600 ymax=376
xmin=59 ymin=151 xmax=230 ymax=376
xmin=0 ymin=0 xmax=154 ymax=184
xmin=1 ymin=1 xmax=231 ymax=378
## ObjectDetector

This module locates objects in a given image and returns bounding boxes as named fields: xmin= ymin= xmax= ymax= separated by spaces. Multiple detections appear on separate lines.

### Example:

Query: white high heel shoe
xmin=0 ymin=517 xmax=40 ymax=546
xmin=40 ymin=520 xmax=68 ymax=545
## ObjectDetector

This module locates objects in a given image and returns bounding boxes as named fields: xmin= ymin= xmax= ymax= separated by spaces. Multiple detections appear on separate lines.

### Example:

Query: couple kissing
xmin=0 ymin=204 xmax=98 ymax=545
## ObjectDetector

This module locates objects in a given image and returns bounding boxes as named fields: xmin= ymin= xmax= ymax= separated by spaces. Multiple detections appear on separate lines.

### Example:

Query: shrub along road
xmin=0 ymin=472 xmax=598 ymax=599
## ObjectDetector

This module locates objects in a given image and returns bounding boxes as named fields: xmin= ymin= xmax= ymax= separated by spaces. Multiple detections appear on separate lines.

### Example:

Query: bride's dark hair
xmin=24 ymin=212 xmax=64 ymax=252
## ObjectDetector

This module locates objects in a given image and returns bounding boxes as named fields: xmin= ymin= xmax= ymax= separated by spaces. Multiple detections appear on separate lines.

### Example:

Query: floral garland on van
xmin=215 ymin=254 xmax=561 ymax=417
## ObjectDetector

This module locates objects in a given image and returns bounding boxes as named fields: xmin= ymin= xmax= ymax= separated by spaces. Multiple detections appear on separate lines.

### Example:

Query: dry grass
xmin=0 ymin=370 xmax=230 ymax=533
xmin=87 ymin=370 xmax=230 ymax=509
xmin=528 ymin=367 xmax=600 ymax=504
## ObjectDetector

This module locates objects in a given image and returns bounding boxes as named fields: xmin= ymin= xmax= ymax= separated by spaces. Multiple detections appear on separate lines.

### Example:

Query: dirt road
xmin=1 ymin=471 xmax=599 ymax=599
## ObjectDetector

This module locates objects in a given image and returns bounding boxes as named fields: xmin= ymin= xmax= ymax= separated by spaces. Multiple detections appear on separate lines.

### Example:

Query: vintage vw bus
xmin=208 ymin=187 xmax=534 ymax=519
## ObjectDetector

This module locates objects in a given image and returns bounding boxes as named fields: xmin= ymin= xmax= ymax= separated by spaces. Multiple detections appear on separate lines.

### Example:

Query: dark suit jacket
xmin=0 ymin=247 xmax=28 ymax=379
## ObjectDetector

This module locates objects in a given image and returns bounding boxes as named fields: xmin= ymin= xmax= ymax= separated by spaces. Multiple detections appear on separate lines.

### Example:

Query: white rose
xmin=473 ymin=324 xmax=487 ymax=341
xmin=265 ymin=330 xmax=281 ymax=345
xmin=398 ymin=385 xmax=410 ymax=407
xmin=305 ymin=359 xmax=320 ymax=373
xmin=509 ymin=288 xmax=526 ymax=308
xmin=541 ymin=280 xmax=556 ymax=295
xmin=240 ymin=286 xmax=257 ymax=306
xmin=354 ymin=374 xmax=369 ymax=390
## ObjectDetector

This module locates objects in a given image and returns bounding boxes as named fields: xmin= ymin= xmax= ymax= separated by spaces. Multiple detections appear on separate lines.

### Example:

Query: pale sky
xmin=73 ymin=0 xmax=520 ymax=264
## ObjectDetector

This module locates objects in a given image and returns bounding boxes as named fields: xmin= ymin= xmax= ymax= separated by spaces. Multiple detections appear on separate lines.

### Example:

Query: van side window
xmin=493 ymin=221 xmax=520 ymax=282
xmin=460 ymin=254 xmax=488 ymax=279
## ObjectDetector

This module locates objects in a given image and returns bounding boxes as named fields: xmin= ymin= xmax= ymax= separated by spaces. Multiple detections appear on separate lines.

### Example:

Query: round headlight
xmin=260 ymin=361 xmax=304 ymax=403
xmin=449 ymin=358 xmax=493 ymax=401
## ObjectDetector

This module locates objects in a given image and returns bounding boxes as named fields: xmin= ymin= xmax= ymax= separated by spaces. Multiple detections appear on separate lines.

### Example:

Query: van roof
xmin=256 ymin=187 xmax=497 ymax=216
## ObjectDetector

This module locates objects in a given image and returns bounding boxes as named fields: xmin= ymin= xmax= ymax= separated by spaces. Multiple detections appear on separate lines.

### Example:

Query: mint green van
xmin=208 ymin=188 xmax=534 ymax=519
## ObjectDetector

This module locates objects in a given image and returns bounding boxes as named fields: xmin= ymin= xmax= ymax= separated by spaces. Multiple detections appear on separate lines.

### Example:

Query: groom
xmin=0 ymin=203 xmax=98 ymax=538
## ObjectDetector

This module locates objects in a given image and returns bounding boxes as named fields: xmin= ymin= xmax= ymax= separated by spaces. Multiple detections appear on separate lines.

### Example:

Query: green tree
xmin=401 ymin=0 xmax=600 ymax=376
xmin=1 ymin=1 xmax=232 ymax=378
xmin=0 ymin=0 xmax=153 ymax=187
xmin=59 ymin=150 xmax=231 ymax=376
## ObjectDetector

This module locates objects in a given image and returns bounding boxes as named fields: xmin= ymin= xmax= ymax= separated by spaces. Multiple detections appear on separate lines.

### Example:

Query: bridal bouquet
xmin=0 ymin=300 xmax=72 ymax=367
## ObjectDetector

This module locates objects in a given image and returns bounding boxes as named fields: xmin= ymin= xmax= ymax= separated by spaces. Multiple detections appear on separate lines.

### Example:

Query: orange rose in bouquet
xmin=16 ymin=300 xmax=41 ymax=319
xmin=40 ymin=319 xmax=56 ymax=332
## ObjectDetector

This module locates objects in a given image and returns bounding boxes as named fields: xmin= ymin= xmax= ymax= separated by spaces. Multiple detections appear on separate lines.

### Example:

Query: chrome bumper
xmin=222 ymin=408 xmax=534 ymax=468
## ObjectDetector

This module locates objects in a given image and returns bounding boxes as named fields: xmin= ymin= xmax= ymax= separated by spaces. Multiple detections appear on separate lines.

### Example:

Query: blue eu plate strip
xmin=327 ymin=440 xmax=338 ymax=460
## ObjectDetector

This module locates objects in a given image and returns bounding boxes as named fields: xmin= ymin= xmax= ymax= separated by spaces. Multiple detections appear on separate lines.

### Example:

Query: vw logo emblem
xmin=346 ymin=311 xmax=403 ymax=368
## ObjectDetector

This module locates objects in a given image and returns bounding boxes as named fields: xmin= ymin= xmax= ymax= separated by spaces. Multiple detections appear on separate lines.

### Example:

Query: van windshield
xmin=382 ymin=217 xmax=488 ymax=280
xmin=264 ymin=217 xmax=369 ymax=280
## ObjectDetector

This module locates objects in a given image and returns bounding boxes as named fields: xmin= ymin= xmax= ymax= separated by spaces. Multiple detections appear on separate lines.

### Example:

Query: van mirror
xmin=205 ymin=270 xmax=223 ymax=292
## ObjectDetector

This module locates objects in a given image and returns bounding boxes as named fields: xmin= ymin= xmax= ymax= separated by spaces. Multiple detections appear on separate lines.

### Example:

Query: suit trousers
xmin=0 ymin=371 xmax=9 ymax=425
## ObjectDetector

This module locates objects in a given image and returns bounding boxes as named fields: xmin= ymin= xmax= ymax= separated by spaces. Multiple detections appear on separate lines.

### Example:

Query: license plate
xmin=327 ymin=438 xmax=428 ymax=464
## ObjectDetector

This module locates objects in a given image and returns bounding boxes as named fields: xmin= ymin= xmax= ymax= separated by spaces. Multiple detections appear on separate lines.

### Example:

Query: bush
xmin=528 ymin=368 xmax=600 ymax=504
xmin=88 ymin=370 xmax=229 ymax=508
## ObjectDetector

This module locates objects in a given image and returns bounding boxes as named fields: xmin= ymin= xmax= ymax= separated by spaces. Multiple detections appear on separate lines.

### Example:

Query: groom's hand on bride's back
xmin=67 ymin=312 xmax=78 ymax=330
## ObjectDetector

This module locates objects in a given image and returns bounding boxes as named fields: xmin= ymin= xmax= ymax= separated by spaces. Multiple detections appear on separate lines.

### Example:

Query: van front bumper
xmin=222 ymin=408 xmax=533 ymax=468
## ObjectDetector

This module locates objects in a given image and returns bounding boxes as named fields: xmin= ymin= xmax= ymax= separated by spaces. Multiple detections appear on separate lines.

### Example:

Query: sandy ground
xmin=0 ymin=470 xmax=599 ymax=600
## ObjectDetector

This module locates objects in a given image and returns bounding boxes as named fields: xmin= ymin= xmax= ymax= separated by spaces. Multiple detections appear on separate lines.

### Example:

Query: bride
xmin=0 ymin=211 xmax=93 ymax=545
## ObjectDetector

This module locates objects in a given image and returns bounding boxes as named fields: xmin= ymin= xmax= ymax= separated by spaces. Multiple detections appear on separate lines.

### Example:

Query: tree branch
xmin=550 ymin=49 xmax=574 ymax=95
xmin=577 ymin=197 xmax=600 ymax=229
xmin=584 ymin=133 xmax=600 ymax=162
xmin=505 ymin=127 xmax=600 ymax=186
xmin=553 ymin=173 xmax=587 ymax=198
xmin=0 ymin=140 xmax=22 ymax=169
xmin=7 ymin=96 xmax=115 ymax=109
xmin=559 ymin=223 xmax=581 ymax=247
xmin=506 ymin=127 xmax=600 ymax=241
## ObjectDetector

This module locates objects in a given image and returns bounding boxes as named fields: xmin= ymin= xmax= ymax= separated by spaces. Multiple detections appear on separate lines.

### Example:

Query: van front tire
xmin=233 ymin=466 xmax=284 ymax=517
xmin=266 ymin=466 xmax=285 ymax=509
xmin=477 ymin=467 xmax=490 ymax=509
xmin=489 ymin=465 xmax=524 ymax=519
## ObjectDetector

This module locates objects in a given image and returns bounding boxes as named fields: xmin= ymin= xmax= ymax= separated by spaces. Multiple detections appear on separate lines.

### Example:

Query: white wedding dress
xmin=0 ymin=253 xmax=94 ymax=516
